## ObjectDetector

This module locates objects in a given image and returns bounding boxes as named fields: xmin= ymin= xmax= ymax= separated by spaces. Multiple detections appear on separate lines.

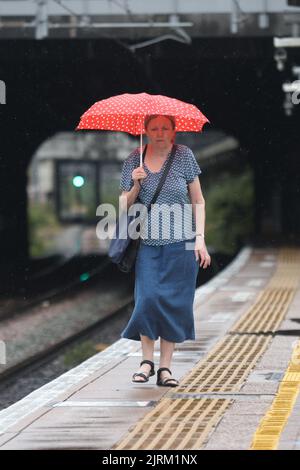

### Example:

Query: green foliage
xmin=63 ymin=341 xmax=97 ymax=368
xmin=205 ymin=168 xmax=254 ymax=255
xmin=28 ymin=202 xmax=61 ymax=257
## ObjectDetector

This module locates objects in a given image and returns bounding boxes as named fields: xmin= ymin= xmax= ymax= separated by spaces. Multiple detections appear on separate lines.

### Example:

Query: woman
xmin=119 ymin=114 xmax=211 ymax=387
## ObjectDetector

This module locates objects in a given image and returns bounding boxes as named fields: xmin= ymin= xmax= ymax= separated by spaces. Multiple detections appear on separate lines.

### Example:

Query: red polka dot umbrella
xmin=76 ymin=92 xmax=210 ymax=165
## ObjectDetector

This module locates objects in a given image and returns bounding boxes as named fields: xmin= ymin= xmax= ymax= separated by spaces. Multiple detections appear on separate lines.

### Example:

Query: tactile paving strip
xmin=250 ymin=340 xmax=300 ymax=450
xmin=230 ymin=248 xmax=300 ymax=334
xmin=114 ymin=248 xmax=300 ymax=450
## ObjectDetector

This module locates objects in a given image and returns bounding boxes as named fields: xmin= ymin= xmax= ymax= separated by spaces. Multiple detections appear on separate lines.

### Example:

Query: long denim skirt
xmin=121 ymin=237 xmax=199 ymax=343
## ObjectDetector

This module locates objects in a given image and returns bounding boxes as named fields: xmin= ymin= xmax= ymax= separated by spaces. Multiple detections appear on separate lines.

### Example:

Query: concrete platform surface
xmin=0 ymin=245 xmax=299 ymax=450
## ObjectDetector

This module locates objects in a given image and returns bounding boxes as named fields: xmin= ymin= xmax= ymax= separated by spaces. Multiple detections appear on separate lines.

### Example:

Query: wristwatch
xmin=196 ymin=233 xmax=205 ymax=238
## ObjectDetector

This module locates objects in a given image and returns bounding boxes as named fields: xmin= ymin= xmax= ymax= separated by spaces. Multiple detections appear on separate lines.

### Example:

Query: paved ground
xmin=0 ymin=245 xmax=299 ymax=450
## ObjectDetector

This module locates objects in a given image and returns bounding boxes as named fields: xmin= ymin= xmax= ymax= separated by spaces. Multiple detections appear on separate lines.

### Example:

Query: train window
xmin=98 ymin=162 xmax=122 ymax=210
xmin=56 ymin=161 xmax=98 ymax=222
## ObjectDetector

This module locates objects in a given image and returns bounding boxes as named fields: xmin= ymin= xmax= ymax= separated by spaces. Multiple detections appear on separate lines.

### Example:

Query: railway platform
xmin=0 ymin=245 xmax=300 ymax=451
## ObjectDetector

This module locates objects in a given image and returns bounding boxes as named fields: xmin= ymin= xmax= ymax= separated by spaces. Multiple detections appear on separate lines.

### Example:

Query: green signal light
xmin=72 ymin=175 xmax=85 ymax=187
xmin=80 ymin=272 xmax=90 ymax=282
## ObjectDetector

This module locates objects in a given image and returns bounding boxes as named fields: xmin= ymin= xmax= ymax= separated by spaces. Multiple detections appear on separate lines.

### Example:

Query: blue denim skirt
xmin=121 ymin=237 xmax=199 ymax=343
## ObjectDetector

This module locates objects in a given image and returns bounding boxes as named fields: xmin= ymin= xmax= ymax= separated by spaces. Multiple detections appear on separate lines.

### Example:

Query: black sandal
xmin=132 ymin=360 xmax=155 ymax=383
xmin=156 ymin=367 xmax=179 ymax=387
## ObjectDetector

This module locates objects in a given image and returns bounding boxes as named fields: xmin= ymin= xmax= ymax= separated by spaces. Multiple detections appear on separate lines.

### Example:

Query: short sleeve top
xmin=119 ymin=144 xmax=202 ymax=246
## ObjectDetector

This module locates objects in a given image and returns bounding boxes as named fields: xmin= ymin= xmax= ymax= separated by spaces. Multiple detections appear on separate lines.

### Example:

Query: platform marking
xmin=247 ymin=279 xmax=264 ymax=287
xmin=193 ymin=247 xmax=252 ymax=303
xmin=114 ymin=248 xmax=300 ymax=450
xmin=53 ymin=401 xmax=154 ymax=407
xmin=260 ymin=261 xmax=275 ymax=267
xmin=0 ymin=247 xmax=252 ymax=435
xmin=250 ymin=340 xmax=300 ymax=450
xmin=230 ymin=292 xmax=253 ymax=302
xmin=0 ymin=339 xmax=140 ymax=433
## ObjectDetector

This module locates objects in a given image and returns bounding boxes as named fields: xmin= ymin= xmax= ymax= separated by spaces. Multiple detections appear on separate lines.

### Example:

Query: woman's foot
xmin=157 ymin=367 xmax=179 ymax=387
xmin=132 ymin=360 xmax=155 ymax=383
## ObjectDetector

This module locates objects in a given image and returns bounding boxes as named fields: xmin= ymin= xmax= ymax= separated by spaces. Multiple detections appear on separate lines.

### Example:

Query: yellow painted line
xmin=250 ymin=341 xmax=300 ymax=450
xmin=114 ymin=248 xmax=300 ymax=450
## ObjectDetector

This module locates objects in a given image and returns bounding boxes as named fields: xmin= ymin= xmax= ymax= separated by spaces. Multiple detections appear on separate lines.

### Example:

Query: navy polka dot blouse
xmin=119 ymin=144 xmax=202 ymax=246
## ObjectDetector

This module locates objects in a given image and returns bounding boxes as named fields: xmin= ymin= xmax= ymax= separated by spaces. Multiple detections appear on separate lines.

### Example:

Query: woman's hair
xmin=144 ymin=114 xmax=176 ymax=130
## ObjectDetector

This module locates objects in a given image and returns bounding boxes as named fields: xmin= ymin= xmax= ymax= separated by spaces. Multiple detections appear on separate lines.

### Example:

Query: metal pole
xmin=35 ymin=0 xmax=48 ymax=39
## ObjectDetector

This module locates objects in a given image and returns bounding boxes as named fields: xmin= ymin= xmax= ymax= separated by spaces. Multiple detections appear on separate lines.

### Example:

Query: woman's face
xmin=145 ymin=116 xmax=175 ymax=150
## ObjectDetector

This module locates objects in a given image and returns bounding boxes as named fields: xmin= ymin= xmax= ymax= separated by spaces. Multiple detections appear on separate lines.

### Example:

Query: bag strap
xmin=141 ymin=144 xmax=177 ymax=211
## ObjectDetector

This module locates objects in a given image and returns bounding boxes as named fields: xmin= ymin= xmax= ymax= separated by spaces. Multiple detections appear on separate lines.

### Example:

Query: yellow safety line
xmin=250 ymin=340 xmax=300 ymax=450
xmin=113 ymin=248 xmax=300 ymax=450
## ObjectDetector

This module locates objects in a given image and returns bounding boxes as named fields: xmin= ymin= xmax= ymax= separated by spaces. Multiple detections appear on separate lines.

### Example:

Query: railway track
xmin=0 ymin=253 xmax=136 ymax=385
xmin=0 ymin=249 xmax=233 ymax=408
xmin=0 ymin=255 xmax=119 ymax=322
xmin=0 ymin=299 xmax=133 ymax=406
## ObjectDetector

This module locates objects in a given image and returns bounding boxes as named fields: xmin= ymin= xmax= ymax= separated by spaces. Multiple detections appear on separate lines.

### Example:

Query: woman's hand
xmin=195 ymin=236 xmax=211 ymax=269
xmin=132 ymin=167 xmax=147 ymax=187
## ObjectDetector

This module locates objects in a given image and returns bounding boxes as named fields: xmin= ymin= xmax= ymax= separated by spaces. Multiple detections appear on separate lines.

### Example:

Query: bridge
xmin=0 ymin=0 xmax=299 ymax=40
xmin=1 ymin=0 xmax=300 ymax=456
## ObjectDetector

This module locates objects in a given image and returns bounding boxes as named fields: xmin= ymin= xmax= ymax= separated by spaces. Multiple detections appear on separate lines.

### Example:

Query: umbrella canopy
xmin=76 ymin=92 xmax=210 ymax=165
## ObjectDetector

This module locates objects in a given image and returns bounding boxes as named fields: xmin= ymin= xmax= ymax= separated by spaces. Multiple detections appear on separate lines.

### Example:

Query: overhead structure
xmin=0 ymin=0 xmax=300 ymax=42
xmin=273 ymin=34 xmax=300 ymax=116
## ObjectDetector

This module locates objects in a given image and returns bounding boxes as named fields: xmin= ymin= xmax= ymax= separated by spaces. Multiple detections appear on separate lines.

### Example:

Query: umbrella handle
xmin=140 ymin=130 xmax=143 ymax=167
